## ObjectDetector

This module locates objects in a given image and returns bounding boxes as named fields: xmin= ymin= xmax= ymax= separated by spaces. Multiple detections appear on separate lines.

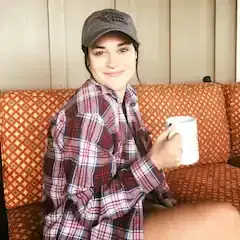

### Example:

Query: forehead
xmin=91 ymin=31 xmax=132 ymax=47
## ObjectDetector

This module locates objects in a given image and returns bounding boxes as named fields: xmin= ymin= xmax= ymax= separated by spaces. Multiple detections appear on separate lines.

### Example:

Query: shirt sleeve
xmin=138 ymin=126 xmax=176 ymax=206
xmin=42 ymin=110 xmax=166 ymax=238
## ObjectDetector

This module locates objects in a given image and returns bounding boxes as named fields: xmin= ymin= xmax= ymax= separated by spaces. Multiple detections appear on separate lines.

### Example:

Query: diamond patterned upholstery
xmin=135 ymin=83 xmax=230 ymax=165
xmin=7 ymin=203 xmax=42 ymax=240
xmin=166 ymin=163 xmax=240 ymax=211
xmin=0 ymin=89 xmax=76 ymax=209
xmin=223 ymin=83 xmax=240 ymax=158
xmin=0 ymin=84 xmax=239 ymax=240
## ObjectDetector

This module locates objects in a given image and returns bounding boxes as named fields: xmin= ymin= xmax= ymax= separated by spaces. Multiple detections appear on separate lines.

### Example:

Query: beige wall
xmin=0 ymin=0 xmax=51 ymax=91
xmin=0 ymin=0 xmax=237 ymax=90
xmin=236 ymin=0 xmax=240 ymax=82
xmin=215 ymin=0 xmax=236 ymax=83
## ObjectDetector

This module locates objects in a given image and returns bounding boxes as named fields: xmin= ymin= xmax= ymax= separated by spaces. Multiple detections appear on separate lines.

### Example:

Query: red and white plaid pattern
xmin=42 ymin=79 xmax=175 ymax=239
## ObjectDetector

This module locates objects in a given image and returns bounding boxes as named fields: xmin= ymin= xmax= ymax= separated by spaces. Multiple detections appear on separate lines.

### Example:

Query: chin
xmin=106 ymin=75 xmax=131 ymax=84
xmin=108 ymin=84 xmax=127 ymax=92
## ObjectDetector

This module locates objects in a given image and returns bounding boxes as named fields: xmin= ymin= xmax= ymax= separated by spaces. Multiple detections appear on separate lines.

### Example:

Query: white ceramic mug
xmin=166 ymin=116 xmax=199 ymax=165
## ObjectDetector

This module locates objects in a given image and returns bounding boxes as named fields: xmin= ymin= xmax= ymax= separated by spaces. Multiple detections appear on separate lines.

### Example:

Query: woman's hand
xmin=150 ymin=126 xmax=182 ymax=169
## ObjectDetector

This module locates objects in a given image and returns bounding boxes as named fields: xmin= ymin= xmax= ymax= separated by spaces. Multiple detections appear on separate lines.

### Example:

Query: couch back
xmin=0 ymin=89 xmax=76 ymax=209
xmin=135 ymin=83 xmax=230 ymax=166
xmin=0 ymin=83 xmax=232 ymax=209
xmin=223 ymin=83 xmax=240 ymax=158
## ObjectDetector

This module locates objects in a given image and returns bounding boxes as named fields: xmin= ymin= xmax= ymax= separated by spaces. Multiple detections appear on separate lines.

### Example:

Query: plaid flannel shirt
xmin=42 ymin=79 xmax=175 ymax=240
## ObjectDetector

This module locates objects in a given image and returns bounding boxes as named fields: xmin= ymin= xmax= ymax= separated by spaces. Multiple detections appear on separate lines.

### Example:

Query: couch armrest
xmin=228 ymin=156 xmax=240 ymax=168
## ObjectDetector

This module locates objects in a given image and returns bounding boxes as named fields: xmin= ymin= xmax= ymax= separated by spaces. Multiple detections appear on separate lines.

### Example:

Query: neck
xmin=116 ymin=88 xmax=126 ymax=103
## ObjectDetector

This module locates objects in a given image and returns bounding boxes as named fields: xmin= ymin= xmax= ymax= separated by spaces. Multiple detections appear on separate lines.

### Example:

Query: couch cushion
xmin=135 ymin=83 xmax=230 ymax=165
xmin=223 ymin=83 xmax=240 ymax=158
xmin=0 ymin=89 xmax=76 ymax=209
xmin=7 ymin=203 xmax=41 ymax=240
xmin=165 ymin=163 xmax=240 ymax=211
xmin=7 ymin=164 xmax=239 ymax=240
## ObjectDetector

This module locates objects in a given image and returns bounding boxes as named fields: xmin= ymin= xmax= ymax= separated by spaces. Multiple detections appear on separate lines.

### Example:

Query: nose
xmin=106 ymin=53 xmax=118 ymax=69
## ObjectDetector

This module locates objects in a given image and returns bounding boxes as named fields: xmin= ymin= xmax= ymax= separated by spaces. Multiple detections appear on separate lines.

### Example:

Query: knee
xmin=209 ymin=202 xmax=240 ymax=221
xmin=214 ymin=202 xmax=239 ymax=213
xmin=187 ymin=201 xmax=240 ymax=222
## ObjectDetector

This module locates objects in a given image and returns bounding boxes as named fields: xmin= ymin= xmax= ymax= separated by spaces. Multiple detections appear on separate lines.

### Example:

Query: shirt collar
xmin=124 ymin=84 xmax=138 ymax=106
xmin=89 ymin=78 xmax=137 ymax=106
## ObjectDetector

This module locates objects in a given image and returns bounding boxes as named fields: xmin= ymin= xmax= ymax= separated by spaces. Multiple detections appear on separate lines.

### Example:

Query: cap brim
xmin=87 ymin=28 xmax=140 ymax=46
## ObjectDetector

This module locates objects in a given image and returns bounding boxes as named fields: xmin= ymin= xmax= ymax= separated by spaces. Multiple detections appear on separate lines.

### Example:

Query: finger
xmin=165 ymin=133 xmax=182 ymax=150
xmin=156 ymin=126 xmax=176 ymax=143
xmin=169 ymin=132 xmax=182 ymax=144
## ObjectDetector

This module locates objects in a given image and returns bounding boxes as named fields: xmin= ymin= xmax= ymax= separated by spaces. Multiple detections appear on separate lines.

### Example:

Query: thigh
xmin=144 ymin=201 xmax=240 ymax=240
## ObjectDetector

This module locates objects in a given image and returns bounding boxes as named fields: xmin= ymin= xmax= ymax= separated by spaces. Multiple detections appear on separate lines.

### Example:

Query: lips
xmin=104 ymin=70 xmax=124 ymax=77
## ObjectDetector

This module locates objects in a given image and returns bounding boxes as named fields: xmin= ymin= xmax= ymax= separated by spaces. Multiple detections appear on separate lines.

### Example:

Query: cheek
xmin=124 ymin=58 xmax=136 ymax=73
xmin=89 ymin=57 xmax=106 ymax=72
xmin=125 ymin=52 xmax=137 ymax=68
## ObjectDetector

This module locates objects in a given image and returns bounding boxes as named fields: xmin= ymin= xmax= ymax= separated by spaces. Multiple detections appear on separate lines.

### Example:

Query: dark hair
xmin=82 ymin=40 xmax=141 ymax=84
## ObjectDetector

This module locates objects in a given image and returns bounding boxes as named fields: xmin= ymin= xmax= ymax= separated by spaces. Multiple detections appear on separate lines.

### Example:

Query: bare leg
xmin=144 ymin=201 xmax=240 ymax=240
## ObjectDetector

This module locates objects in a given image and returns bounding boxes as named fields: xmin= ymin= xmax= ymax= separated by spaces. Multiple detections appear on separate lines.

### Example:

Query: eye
xmin=119 ymin=47 xmax=129 ymax=53
xmin=93 ymin=51 xmax=104 ymax=56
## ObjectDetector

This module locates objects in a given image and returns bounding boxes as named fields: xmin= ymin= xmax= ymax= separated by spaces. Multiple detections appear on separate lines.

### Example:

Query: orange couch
xmin=0 ymin=83 xmax=240 ymax=239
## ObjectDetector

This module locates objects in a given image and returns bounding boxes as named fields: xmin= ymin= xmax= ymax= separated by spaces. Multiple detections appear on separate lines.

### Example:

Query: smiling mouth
xmin=104 ymin=71 xmax=124 ymax=77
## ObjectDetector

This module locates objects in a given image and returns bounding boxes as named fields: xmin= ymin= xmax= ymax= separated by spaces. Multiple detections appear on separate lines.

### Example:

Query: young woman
xmin=42 ymin=8 xmax=240 ymax=240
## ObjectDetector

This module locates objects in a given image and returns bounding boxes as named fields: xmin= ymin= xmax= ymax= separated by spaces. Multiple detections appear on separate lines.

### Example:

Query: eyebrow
xmin=91 ymin=41 xmax=131 ymax=50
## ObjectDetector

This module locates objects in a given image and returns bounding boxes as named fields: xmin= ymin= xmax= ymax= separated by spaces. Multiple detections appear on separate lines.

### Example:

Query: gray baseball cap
xmin=81 ymin=8 xmax=140 ymax=48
